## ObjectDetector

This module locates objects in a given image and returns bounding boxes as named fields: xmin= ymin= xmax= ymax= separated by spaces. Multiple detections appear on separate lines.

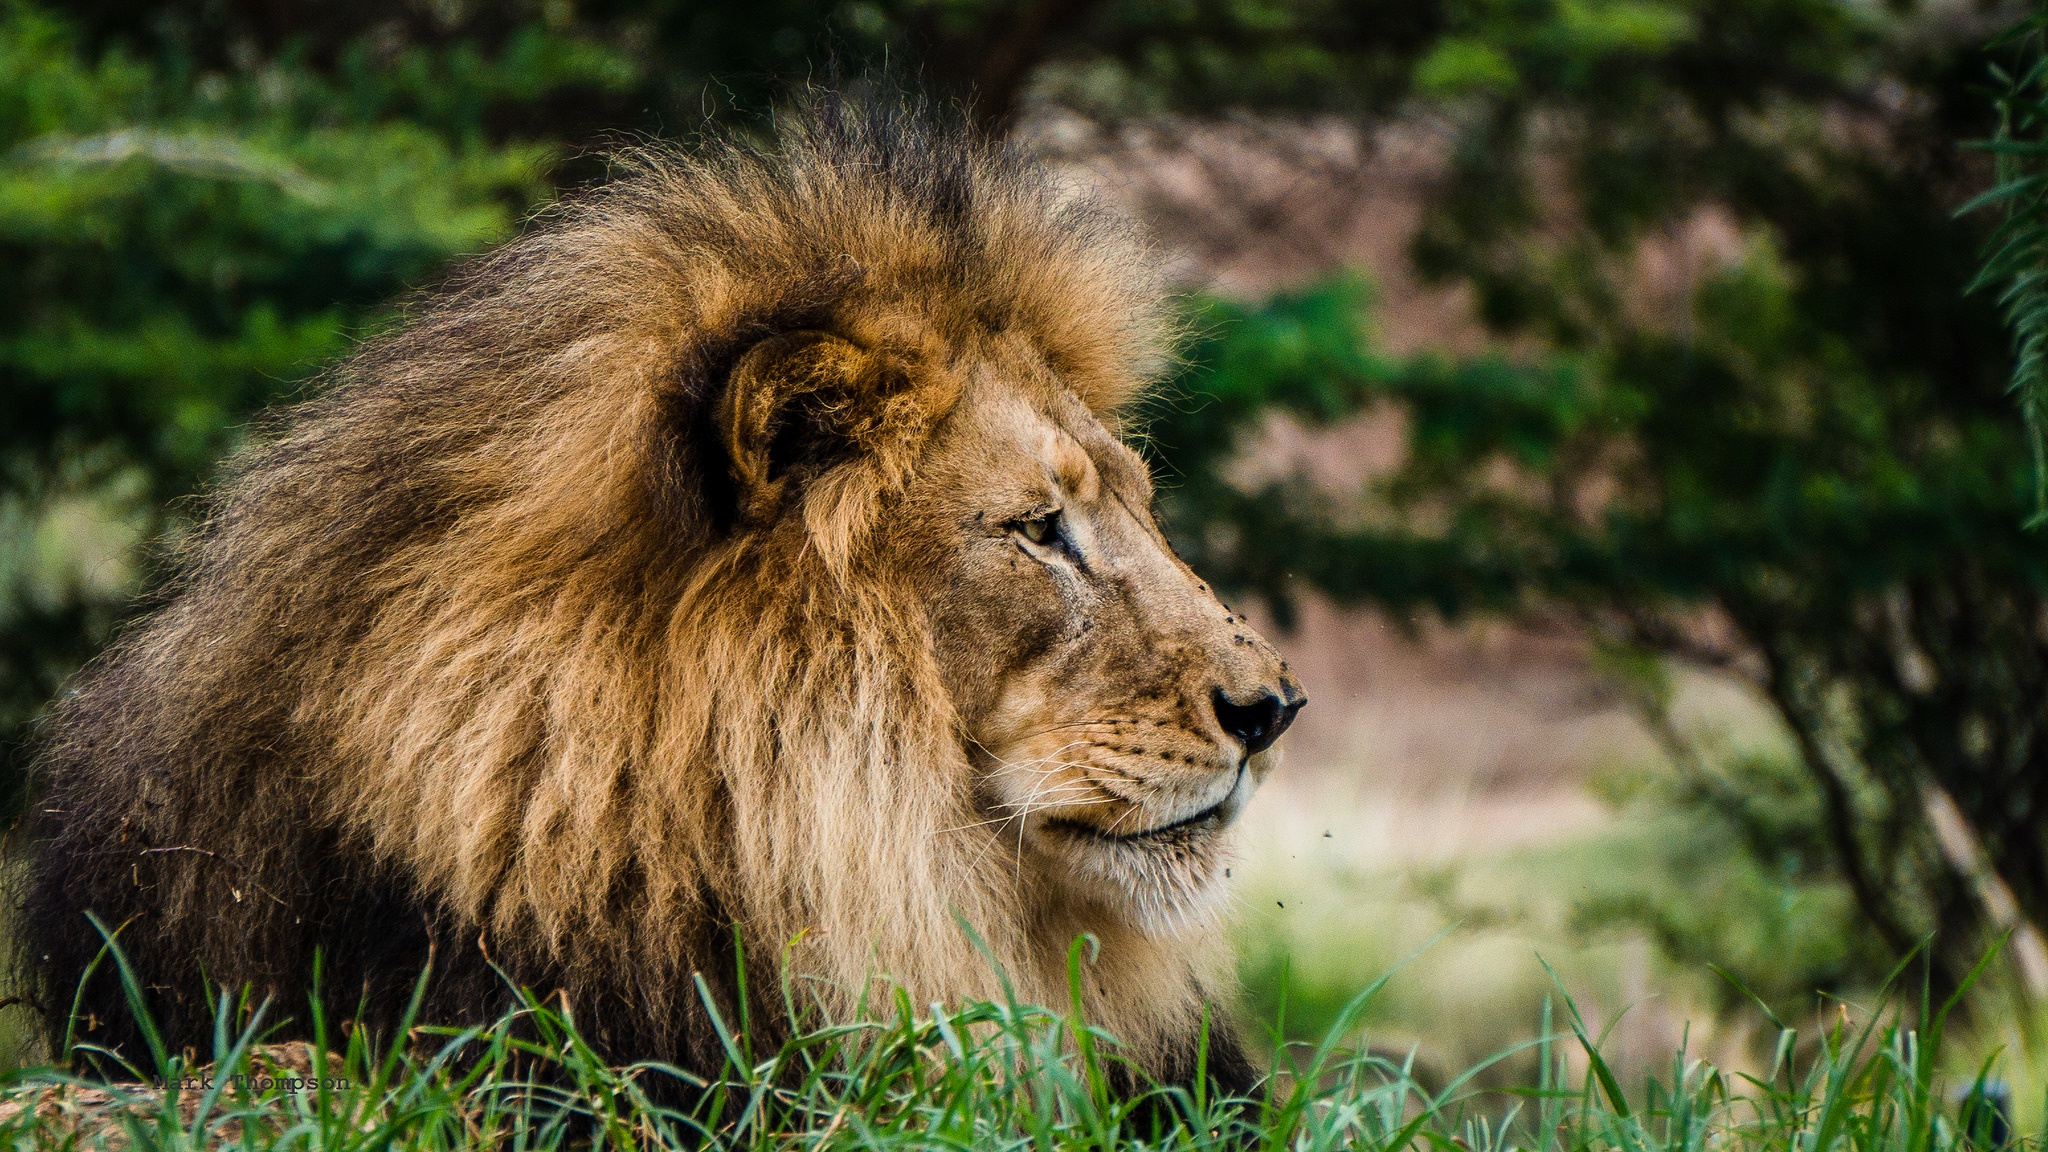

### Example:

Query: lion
xmin=18 ymin=96 xmax=1305 ymax=1095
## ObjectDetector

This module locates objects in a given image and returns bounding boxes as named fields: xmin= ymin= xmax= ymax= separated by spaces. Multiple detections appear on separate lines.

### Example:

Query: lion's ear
xmin=715 ymin=330 xmax=890 ymax=523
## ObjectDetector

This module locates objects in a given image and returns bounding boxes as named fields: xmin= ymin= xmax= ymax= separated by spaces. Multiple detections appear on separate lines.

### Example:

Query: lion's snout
xmin=1208 ymin=686 xmax=1305 ymax=757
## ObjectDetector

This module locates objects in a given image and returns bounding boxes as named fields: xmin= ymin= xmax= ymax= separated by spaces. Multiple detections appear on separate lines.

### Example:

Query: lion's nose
xmin=1211 ymin=689 xmax=1304 ymax=757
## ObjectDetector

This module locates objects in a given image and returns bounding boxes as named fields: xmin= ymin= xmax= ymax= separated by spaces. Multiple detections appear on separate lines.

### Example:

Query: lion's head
xmin=900 ymin=354 xmax=1303 ymax=930
xmin=25 ymin=97 xmax=1302 ymax=1084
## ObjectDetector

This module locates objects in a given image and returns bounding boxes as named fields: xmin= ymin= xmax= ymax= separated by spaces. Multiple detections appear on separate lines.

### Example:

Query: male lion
xmin=20 ymin=98 xmax=1304 ymax=1094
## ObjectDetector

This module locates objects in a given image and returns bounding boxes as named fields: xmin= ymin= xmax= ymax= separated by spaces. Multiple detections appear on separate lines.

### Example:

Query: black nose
xmin=1211 ymin=689 xmax=1304 ymax=757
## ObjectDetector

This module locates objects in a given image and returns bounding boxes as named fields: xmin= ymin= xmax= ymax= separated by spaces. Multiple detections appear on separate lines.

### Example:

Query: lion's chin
xmin=1035 ymin=794 xmax=1245 ymax=939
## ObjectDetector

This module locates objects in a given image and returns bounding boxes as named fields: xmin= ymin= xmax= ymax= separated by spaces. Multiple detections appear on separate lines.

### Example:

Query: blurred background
xmin=7 ymin=0 xmax=2048 ymax=1113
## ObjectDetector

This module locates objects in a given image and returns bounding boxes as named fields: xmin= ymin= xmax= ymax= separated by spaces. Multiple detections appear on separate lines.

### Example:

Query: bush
xmin=0 ymin=1 xmax=631 ymax=794
xmin=1143 ymin=2 xmax=2048 ymax=988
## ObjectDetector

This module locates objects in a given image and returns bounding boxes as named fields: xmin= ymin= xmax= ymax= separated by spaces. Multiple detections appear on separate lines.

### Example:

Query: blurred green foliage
xmin=1577 ymin=745 xmax=1889 ymax=1016
xmin=0 ymin=1 xmax=631 ymax=787
xmin=1142 ymin=2 xmax=2046 ymax=997
xmin=1974 ymin=11 xmax=2048 ymax=519
xmin=55 ymin=0 xmax=1449 ymax=131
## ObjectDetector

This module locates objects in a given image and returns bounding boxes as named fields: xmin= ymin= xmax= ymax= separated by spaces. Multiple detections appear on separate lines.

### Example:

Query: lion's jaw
xmin=901 ymin=369 xmax=1304 ymax=939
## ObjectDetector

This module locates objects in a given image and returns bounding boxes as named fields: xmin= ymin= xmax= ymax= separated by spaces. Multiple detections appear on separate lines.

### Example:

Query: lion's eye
xmin=1018 ymin=510 xmax=1061 ymax=546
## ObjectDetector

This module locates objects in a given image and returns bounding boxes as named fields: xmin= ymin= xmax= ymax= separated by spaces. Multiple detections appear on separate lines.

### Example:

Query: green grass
xmin=0 ymin=940 xmax=2031 ymax=1151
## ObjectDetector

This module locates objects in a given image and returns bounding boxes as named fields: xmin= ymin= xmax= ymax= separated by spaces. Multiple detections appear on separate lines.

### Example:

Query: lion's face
xmin=892 ymin=352 xmax=1305 ymax=934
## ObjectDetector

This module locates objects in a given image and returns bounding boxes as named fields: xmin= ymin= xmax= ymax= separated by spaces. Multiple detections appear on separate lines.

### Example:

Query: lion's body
xmin=20 ymin=100 xmax=1294 ymax=1092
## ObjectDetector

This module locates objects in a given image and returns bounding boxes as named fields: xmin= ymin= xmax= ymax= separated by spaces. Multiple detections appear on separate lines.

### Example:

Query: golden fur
xmin=22 ymin=97 xmax=1302 ymax=1089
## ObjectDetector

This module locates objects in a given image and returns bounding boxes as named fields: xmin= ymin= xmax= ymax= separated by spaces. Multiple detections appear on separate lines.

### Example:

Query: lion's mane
xmin=19 ymin=98 xmax=1241 ymax=1085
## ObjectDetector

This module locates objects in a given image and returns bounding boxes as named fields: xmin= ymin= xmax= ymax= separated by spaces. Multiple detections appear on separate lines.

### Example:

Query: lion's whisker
xmin=932 ymin=794 xmax=1118 ymax=837
xmin=978 ymin=771 xmax=1098 ymax=818
xmin=975 ymin=740 xmax=1096 ymax=773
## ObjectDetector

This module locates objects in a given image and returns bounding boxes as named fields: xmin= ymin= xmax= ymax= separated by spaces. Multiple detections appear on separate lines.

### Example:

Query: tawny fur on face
xmin=900 ymin=341 xmax=1304 ymax=938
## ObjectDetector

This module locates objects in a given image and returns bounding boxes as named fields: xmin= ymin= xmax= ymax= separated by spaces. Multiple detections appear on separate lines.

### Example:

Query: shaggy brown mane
xmin=18 ymin=95 xmax=1256 ymax=1087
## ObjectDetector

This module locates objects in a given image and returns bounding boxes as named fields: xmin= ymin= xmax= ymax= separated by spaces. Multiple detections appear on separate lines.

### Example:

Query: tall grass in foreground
xmin=0 ymin=942 xmax=2031 ymax=1150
